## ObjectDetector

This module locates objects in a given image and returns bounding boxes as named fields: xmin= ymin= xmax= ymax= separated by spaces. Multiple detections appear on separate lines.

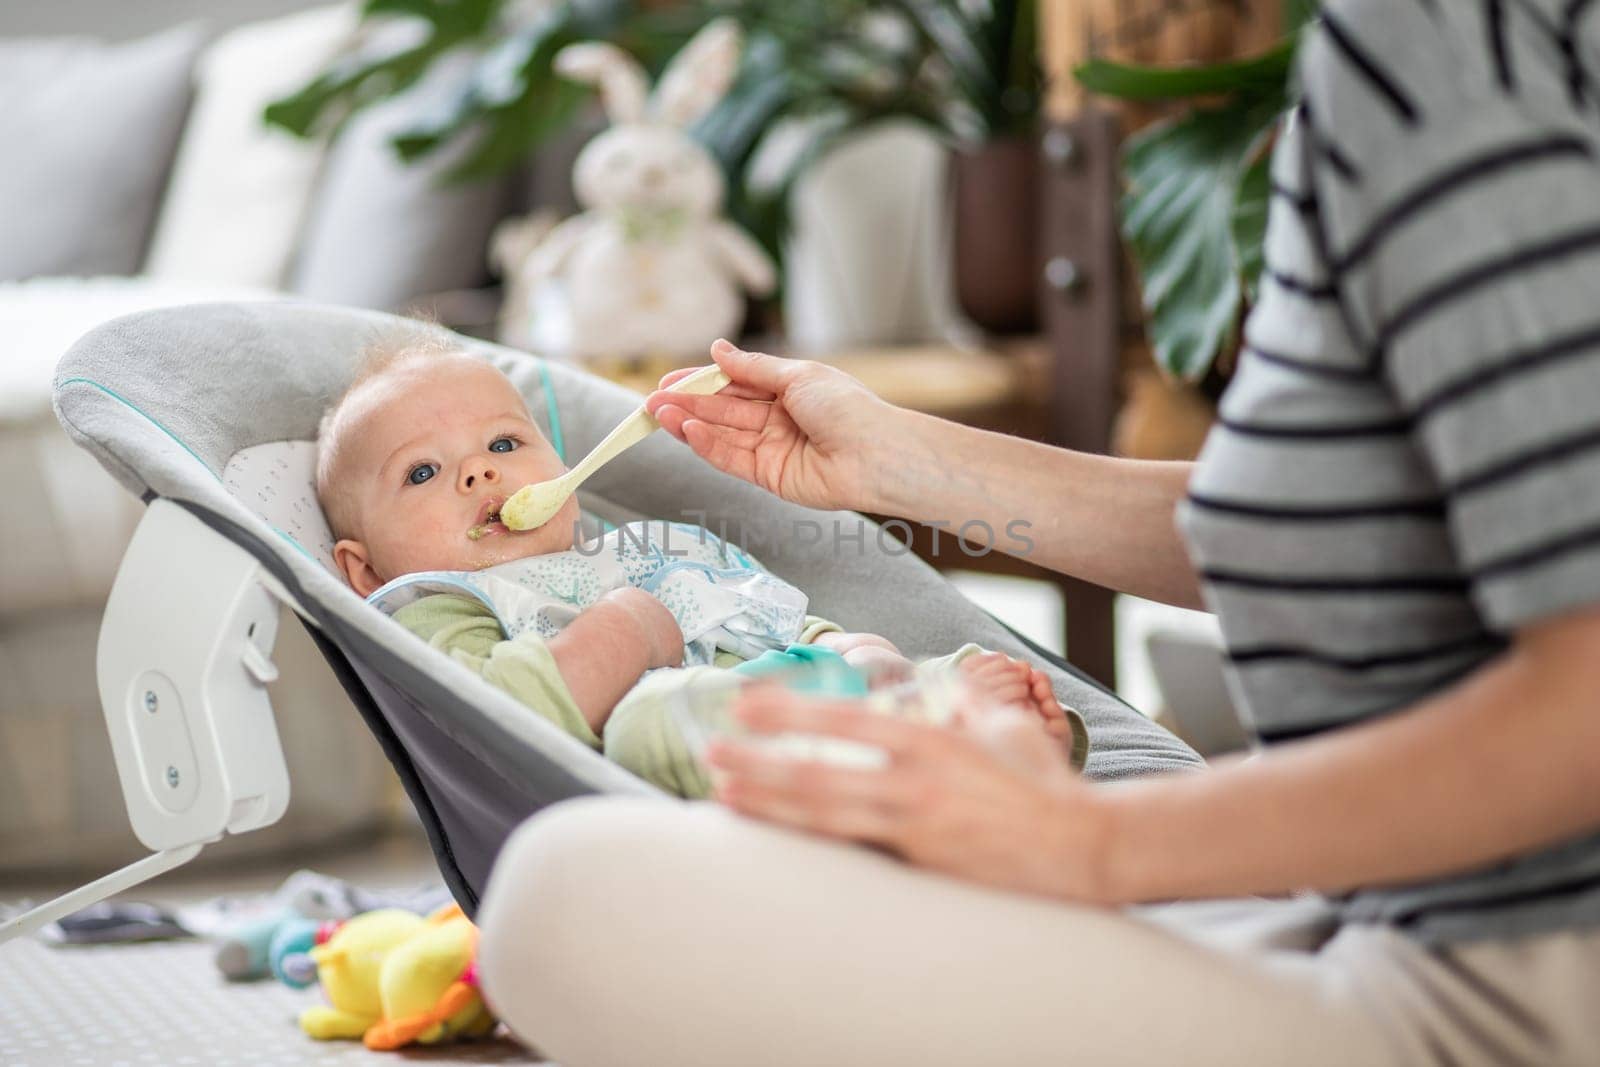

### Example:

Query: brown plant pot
xmin=951 ymin=134 xmax=1041 ymax=335
xmin=1112 ymin=366 xmax=1218 ymax=461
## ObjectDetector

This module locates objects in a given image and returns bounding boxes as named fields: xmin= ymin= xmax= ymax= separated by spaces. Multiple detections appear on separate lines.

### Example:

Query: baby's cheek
xmin=376 ymin=517 xmax=467 ymax=578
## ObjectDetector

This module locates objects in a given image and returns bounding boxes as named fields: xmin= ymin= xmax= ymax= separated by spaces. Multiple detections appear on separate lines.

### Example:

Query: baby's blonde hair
xmin=315 ymin=326 xmax=463 ymax=541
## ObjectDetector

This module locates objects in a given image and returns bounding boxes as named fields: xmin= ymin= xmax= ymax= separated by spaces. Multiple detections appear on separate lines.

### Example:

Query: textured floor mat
xmin=0 ymin=936 xmax=542 ymax=1066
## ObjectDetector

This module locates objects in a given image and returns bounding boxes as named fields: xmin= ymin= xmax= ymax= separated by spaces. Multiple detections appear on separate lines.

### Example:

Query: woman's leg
xmin=477 ymin=798 xmax=1417 ymax=1067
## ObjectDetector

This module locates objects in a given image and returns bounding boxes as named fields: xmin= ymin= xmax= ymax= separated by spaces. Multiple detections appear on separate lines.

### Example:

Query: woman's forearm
xmin=1094 ymin=608 xmax=1600 ymax=903
xmin=871 ymin=409 xmax=1205 ymax=609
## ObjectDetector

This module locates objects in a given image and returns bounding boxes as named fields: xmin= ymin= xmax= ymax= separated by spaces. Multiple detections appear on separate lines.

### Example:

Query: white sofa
xmin=0 ymin=5 xmax=518 ymax=875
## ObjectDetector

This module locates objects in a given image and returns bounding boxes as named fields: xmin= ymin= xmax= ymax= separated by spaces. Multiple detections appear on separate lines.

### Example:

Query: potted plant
xmin=681 ymin=1 xmax=970 ymax=351
xmin=943 ymin=0 xmax=1045 ymax=335
xmin=1072 ymin=0 xmax=1312 ymax=388
xmin=266 ymin=0 xmax=1046 ymax=351
xmin=712 ymin=0 xmax=1046 ymax=340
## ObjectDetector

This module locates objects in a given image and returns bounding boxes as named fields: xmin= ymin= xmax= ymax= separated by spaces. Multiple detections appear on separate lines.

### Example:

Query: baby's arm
xmin=393 ymin=590 xmax=682 ymax=743
xmin=549 ymin=588 xmax=684 ymax=733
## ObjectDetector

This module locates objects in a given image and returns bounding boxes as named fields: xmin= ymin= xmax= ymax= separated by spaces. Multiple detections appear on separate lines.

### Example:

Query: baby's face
xmin=330 ymin=357 xmax=580 ymax=595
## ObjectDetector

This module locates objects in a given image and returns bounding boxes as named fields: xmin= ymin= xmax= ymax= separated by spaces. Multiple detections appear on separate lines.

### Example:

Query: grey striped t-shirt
xmin=1176 ymin=0 xmax=1600 ymax=943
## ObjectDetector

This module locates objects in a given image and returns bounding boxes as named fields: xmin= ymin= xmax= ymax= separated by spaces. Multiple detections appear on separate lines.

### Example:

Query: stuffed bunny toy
xmin=511 ymin=19 xmax=776 ymax=361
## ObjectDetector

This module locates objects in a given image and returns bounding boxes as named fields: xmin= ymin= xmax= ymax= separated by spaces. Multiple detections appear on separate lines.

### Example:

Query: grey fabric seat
xmin=52 ymin=301 xmax=1200 ymax=913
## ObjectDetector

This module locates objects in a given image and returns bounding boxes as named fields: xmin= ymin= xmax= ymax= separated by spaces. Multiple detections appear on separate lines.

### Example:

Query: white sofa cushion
xmin=0 ymin=277 xmax=279 ymax=615
xmin=287 ymin=50 xmax=515 ymax=310
xmin=0 ymin=26 xmax=203 ymax=280
xmin=143 ymin=4 xmax=358 ymax=288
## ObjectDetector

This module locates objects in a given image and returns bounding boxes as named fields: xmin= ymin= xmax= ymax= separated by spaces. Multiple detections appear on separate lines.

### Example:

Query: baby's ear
xmin=333 ymin=540 xmax=383 ymax=598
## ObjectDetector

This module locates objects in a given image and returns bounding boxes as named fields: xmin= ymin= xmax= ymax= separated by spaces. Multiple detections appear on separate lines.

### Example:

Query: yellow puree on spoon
xmin=499 ymin=363 xmax=733 ymax=532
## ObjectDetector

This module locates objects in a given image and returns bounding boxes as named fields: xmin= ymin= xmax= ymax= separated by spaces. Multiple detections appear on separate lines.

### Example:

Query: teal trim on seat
xmin=57 ymin=377 xmax=221 ymax=484
xmin=62 ymin=377 xmax=325 ymax=567
xmin=271 ymin=525 xmax=320 ymax=564
xmin=534 ymin=360 xmax=565 ymax=463
xmin=531 ymin=360 xmax=612 ymax=531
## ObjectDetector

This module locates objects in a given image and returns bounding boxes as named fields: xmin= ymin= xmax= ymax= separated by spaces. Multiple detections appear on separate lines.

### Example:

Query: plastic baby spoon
xmin=500 ymin=363 xmax=733 ymax=531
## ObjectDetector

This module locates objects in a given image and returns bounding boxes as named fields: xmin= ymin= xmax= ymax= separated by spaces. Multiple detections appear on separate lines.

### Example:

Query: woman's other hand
xmin=705 ymin=687 xmax=1114 ymax=904
xmin=644 ymin=340 xmax=902 ymax=514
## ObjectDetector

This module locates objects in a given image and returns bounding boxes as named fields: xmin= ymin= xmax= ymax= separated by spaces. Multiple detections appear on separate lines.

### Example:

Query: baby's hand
xmin=812 ymin=631 xmax=914 ymax=687
xmin=841 ymin=644 xmax=915 ymax=688
xmin=599 ymin=588 xmax=684 ymax=670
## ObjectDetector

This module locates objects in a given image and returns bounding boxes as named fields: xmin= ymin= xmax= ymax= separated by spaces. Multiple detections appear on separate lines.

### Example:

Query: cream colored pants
xmin=476 ymin=797 xmax=1600 ymax=1067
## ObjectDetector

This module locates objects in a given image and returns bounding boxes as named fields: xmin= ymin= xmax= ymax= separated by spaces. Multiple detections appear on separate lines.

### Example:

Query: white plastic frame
xmin=0 ymin=499 xmax=300 ymax=943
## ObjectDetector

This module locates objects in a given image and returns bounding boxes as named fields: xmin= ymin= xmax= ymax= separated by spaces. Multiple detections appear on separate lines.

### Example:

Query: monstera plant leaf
xmin=1118 ymin=97 xmax=1281 ymax=380
xmin=263 ymin=0 xmax=504 ymax=138
xmin=1072 ymin=36 xmax=1295 ymax=104
xmin=264 ymin=0 xmax=650 ymax=181
xmin=1074 ymin=27 xmax=1300 ymax=381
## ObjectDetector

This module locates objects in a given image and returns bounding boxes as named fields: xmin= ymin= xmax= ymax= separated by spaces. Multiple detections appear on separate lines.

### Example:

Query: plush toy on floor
xmin=294 ymin=908 xmax=422 ymax=1041
xmin=211 ymin=869 xmax=358 ymax=982
xmin=296 ymin=904 xmax=496 ymax=1051
xmin=210 ymin=869 xmax=456 ymax=983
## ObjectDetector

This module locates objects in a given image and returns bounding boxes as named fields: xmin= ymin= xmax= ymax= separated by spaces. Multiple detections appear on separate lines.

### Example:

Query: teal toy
xmin=730 ymin=644 xmax=868 ymax=696
xmin=214 ymin=908 xmax=302 ymax=982
xmin=269 ymin=916 xmax=323 ymax=988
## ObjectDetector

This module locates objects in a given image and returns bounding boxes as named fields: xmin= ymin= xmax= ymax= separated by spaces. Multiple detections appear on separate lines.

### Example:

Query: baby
xmin=315 ymin=334 xmax=1086 ymax=796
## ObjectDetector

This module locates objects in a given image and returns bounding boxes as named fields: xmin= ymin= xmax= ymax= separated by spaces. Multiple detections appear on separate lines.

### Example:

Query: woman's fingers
xmin=707 ymin=739 xmax=912 ymax=843
xmin=701 ymin=684 xmax=1106 ymax=901
xmin=648 ymin=391 xmax=774 ymax=432
xmin=677 ymin=420 xmax=759 ymax=483
xmin=708 ymin=339 xmax=808 ymax=394
xmin=653 ymin=339 xmax=798 ymax=398
xmin=652 ymin=370 xmax=775 ymax=403
xmin=731 ymin=688 xmax=932 ymax=759
xmin=706 ymin=740 xmax=906 ymax=801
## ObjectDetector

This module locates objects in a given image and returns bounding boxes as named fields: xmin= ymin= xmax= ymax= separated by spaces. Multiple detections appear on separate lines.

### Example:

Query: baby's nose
xmin=461 ymin=461 xmax=501 ymax=491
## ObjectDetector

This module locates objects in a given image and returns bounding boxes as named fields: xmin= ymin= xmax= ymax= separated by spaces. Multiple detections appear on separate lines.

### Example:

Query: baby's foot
xmin=957 ymin=652 xmax=1074 ymax=740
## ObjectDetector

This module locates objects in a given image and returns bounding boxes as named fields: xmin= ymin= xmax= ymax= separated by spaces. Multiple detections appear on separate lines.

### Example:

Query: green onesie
xmin=392 ymin=594 xmax=1087 ymax=798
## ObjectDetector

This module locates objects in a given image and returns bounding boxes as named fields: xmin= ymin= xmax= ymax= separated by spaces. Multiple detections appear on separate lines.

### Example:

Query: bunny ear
xmin=649 ymin=18 xmax=742 ymax=127
xmin=554 ymin=42 xmax=648 ymax=124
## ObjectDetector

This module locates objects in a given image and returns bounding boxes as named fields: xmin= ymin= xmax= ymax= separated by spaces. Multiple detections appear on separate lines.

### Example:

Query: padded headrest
xmin=222 ymin=440 xmax=338 ymax=571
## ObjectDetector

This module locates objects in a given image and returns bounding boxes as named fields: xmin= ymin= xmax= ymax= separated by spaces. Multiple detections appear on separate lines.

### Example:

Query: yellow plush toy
xmin=298 ymin=904 xmax=496 ymax=1051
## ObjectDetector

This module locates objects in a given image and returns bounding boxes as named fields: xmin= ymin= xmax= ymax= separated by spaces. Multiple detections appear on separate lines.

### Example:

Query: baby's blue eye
xmin=406 ymin=463 xmax=437 ymax=486
xmin=489 ymin=437 xmax=518 ymax=454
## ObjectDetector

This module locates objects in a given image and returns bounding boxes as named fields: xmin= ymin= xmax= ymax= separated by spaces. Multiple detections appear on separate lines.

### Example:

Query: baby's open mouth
xmin=468 ymin=497 xmax=509 ymax=541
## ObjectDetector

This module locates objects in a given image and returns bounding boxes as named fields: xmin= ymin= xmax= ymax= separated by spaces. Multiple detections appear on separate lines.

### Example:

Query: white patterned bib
xmin=368 ymin=520 xmax=808 ymax=666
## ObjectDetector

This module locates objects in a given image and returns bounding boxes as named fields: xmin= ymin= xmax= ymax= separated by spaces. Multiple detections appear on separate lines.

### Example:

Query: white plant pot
xmin=782 ymin=121 xmax=963 ymax=353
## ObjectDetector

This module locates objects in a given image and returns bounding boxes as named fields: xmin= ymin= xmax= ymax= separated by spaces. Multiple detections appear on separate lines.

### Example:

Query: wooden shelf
xmin=580 ymin=339 xmax=1051 ymax=421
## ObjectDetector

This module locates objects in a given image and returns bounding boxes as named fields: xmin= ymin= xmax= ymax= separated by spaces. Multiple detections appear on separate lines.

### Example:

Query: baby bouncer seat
xmin=1 ymin=302 xmax=1199 ymax=941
